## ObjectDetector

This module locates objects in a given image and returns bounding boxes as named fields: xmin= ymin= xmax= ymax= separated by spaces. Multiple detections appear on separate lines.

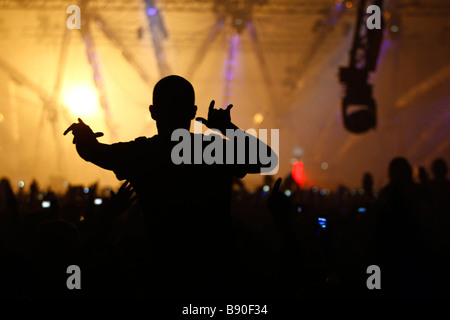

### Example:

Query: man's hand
xmin=195 ymin=100 xmax=235 ymax=133
xmin=268 ymin=178 xmax=291 ymax=216
xmin=63 ymin=118 xmax=104 ymax=144
xmin=109 ymin=180 xmax=137 ymax=219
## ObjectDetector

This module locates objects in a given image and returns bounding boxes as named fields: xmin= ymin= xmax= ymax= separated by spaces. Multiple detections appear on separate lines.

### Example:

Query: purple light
xmin=376 ymin=37 xmax=391 ymax=66
xmin=147 ymin=7 xmax=157 ymax=16
xmin=221 ymin=34 xmax=240 ymax=105
xmin=334 ymin=0 xmax=344 ymax=10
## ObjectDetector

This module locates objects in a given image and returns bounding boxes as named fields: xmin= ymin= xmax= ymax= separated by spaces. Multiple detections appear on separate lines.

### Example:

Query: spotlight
xmin=146 ymin=7 xmax=157 ymax=16
xmin=339 ymin=68 xmax=377 ymax=133
xmin=63 ymin=84 xmax=99 ymax=118
xmin=338 ymin=0 xmax=383 ymax=134
xmin=232 ymin=15 xmax=247 ymax=34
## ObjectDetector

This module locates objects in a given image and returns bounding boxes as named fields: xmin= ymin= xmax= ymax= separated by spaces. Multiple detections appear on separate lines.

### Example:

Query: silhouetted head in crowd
xmin=149 ymin=75 xmax=197 ymax=137
xmin=388 ymin=157 xmax=413 ymax=184
xmin=362 ymin=172 xmax=373 ymax=193
xmin=418 ymin=166 xmax=429 ymax=184
xmin=431 ymin=158 xmax=448 ymax=181
xmin=35 ymin=219 xmax=79 ymax=263
xmin=0 ymin=178 xmax=14 ymax=198
xmin=0 ymin=178 xmax=16 ymax=213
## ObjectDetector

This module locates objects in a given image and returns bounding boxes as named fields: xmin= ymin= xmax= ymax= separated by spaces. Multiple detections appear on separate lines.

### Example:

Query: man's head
xmin=431 ymin=158 xmax=448 ymax=181
xmin=388 ymin=157 xmax=412 ymax=184
xmin=149 ymin=75 xmax=197 ymax=136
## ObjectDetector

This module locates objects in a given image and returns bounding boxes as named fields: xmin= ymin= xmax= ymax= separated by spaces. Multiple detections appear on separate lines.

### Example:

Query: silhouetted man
xmin=64 ymin=75 xmax=277 ymax=299
xmin=377 ymin=157 xmax=428 ymax=298
xmin=429 ymin=158 xmax=450 ymax=292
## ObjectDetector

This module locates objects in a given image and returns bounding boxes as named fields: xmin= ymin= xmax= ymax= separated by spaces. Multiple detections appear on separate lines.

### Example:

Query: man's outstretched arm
xmin=196 ymin=100 xmax=279 ymax=175
xmin=63 ymin=118 xmax=124 ymax=171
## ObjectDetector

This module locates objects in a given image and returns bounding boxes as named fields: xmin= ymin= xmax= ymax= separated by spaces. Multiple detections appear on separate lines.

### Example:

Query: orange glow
xmin=253 ymin=113 xmax=264 ymax=124
xmin=292 ymin=161 xmax=304 ymax=186
xmin=345 ymin=1 xmax=353 ymax=9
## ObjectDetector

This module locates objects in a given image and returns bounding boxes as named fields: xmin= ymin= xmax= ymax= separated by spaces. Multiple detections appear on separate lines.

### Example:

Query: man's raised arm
xmin=63 ymin=118 xmax=123 ymax=171
xmin=195 ymin=101 xmax=279 ymax=175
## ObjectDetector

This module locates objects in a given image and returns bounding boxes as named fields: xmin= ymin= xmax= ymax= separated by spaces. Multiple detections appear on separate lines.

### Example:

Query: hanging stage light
xmin=339 ymin=0 xmax=383 ymax=134
xmin=339 ymin=68 xmax=377 ymax=133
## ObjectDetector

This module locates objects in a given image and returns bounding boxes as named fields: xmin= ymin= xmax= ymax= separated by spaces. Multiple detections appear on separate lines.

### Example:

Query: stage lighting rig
xmin=339 ymin=0 xmax=383 ymax=134
xmin=213 ymin=0 xmax=267 ymax=34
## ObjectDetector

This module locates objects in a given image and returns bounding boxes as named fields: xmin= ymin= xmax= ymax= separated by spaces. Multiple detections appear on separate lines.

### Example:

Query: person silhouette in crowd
xmin=377 ymin=157 xmax=430 ymax=298
xmin=428 ymin=158 xmax=450 ymax=297
xmin=267 ymin=177 xmax=304 ymax=298
xmin=429 ymin=158 xmax=450 ymax=215
xmin=362 ymin=172 xmax=375 ymax=200
xmin=64 ymin=75 xmax=278 ymax=299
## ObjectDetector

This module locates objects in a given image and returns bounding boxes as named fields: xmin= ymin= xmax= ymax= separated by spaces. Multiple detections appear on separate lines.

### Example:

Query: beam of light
xmin=144 ymin=0 xmax=170 ymax=77
xmin=395 ymin=64 xmax=450 ymax=108
xmin=62 ymin=84 xmax=100 ymax=118
xmin=222 ymin=34 xmax=240 ymax=107
xmin=376 ymin=37 xmax=391 ymax=67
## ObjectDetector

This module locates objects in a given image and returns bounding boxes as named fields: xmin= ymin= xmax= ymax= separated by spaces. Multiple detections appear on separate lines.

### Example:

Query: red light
xmin=292 ymin=161 xmax=304 ymax=186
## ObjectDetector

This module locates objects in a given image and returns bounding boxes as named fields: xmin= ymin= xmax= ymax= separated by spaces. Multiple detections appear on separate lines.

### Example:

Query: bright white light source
xmin=42 ymin=201 xmax=51 ymax=208
xmin=284 ymin=189 xmax=292 ymax=197
xmin=262 ymin=185 xmax=270 ymax=192
xmin=63 ymin=84 xmax=99 ymax=118
xmin=18 ymin=181 xmax=24 ymax=188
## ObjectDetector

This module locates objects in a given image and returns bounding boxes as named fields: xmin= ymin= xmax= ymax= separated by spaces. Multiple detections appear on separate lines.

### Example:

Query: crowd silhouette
xmin=0 ymin=75 xmax=449 ymax=300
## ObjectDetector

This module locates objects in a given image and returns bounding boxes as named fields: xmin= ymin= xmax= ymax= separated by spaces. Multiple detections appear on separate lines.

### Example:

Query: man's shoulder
xmin=117 ymin=135 xmax=157 ymax=145
xmin=109 ymin=135 xmax=158 ymax=155
xmin=134 ymin=135 xmax=157 ymax=144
